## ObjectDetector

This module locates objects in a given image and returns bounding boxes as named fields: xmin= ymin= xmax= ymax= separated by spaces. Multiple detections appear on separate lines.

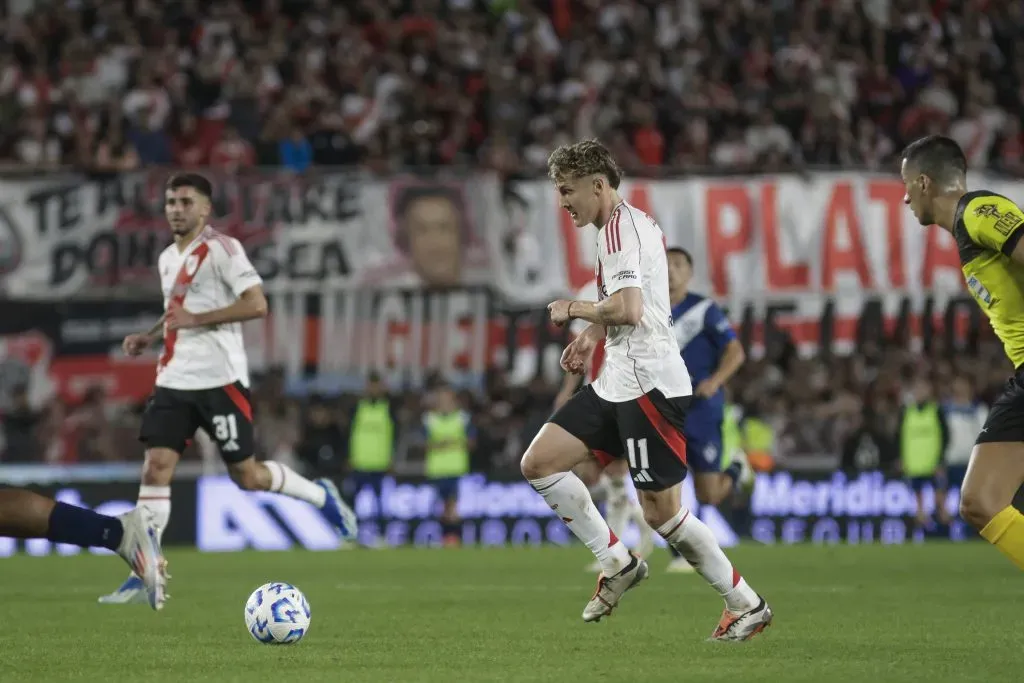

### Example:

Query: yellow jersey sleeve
xmin=962 ymin=194 xmax=1024 ymax=257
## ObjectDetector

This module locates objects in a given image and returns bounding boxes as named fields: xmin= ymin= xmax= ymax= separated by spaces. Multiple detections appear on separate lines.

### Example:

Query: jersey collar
xmin=601 ymin=201 xmax=625 ymax=229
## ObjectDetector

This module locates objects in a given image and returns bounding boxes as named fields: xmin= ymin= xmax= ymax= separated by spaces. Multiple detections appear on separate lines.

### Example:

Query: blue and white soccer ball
xmin=244 ymin=582 xmax=312 ymax=644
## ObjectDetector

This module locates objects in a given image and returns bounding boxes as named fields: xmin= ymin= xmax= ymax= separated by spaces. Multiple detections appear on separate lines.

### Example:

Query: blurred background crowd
xmin=0 ymin=0 xmax=1016 ymax=484
xmin=1 ymin=0 xmax=1023 ymax=175
xmin=0 ymin=338 xmax=1012 ymax=478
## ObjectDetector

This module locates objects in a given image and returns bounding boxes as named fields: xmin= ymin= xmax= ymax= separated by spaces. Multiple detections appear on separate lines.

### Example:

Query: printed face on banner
xmin=394 ymin=187 xmax=466 ymax=288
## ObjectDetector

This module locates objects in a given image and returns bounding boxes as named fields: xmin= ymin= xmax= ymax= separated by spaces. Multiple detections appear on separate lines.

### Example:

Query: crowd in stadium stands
xmin=1 ymin=0 xmax=1023 ymax=174
xmin=0 ymin=337 xmax=1012 ymax=474
xmin=0 ymin=0 xmax=1019 ymax=470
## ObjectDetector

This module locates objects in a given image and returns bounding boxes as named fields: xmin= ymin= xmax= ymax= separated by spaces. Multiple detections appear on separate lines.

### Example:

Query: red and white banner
xmin=0 ymin=170 xmax=496 ymax=299
xmin=493 ymin=172 xmax=1022 ymax=354
xmin=0 ymin=170 xmax=1007 ymax=305
xmin=0 ymin=170 xmax=1016 ymax=387
xmin=496 ymin=173 xmax=996 ymax=301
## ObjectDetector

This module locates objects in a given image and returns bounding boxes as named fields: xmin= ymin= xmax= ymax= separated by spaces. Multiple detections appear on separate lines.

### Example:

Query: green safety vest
xmin=424 ymin=411 xmax=470 ymax=478
xmin=743 ymin=418 xmax=774 ymax=452
xmin=348 ymin=399 xmax=394 ymax=472
xmin=900 ymin=403 xmax=943 ymax=476
xmin=721 ymin=404 xmax=742 ymax=469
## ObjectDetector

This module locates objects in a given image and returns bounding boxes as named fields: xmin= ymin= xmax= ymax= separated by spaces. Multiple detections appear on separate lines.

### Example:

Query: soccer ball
xmin=244 ymin=582 xmax=312 ymax=644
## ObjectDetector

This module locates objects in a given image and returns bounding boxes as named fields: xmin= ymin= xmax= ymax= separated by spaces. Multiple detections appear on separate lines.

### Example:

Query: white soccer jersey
xmin=591 ymin=202 xmax=692 ymax=403
xmin=155 ymin=226 xmax=263 ymax=391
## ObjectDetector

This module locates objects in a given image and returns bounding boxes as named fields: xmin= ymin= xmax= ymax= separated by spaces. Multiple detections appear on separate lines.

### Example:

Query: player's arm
xmin=567 ymin=222 xmax=644 ymax=326
xmin=566 ymin=289 xmax=642 ymax=326
xmin=189 ymin=285 xmax=269 ymax=327
xmin=703 ymin=304 xmax=745 ymax=394
xmin=169 ymin=240 xmax=268 ymax=330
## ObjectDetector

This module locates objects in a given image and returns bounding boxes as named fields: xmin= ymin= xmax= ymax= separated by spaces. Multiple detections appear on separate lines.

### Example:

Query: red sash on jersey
xmin=158 ymin=241 xmax=212 ymax=374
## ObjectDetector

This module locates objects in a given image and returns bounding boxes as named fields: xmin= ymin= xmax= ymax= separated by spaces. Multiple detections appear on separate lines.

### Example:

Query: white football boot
xmin=108 ymin=508 xmax=167 ymax=611
xmin=582 ymin=553 xmax=649 ymax=622
xmin=710 ymin=597 xmax=773 ymax=642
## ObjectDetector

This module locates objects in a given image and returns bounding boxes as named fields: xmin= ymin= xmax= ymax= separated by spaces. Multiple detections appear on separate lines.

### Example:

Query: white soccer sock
xmin=603 ymin=472 xmax=632 ymax=541
xmin=264 ymin=461 xmax=327 ymax=508
xmin=137 ymin=485 xmax=171 ymax=543
xmin=530 ymin=472 xmax=631 ymax=576
xmin=657 ymin=506 xmax=760 ymax=614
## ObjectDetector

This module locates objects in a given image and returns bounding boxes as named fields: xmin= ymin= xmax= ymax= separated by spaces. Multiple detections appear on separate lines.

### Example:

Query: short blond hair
xmin=547 ymin=139 xmax=621 ymax=189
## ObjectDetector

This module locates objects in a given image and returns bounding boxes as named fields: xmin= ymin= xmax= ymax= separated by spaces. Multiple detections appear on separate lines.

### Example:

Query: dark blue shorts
xmin=685 ymin=433 xmax=725 ymax=474
xmin=431 ymin=477 xmax=460 ymax=502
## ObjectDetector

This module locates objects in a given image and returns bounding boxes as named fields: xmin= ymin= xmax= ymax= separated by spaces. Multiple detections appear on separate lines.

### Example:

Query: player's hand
xmin=694 ymin=378 xmax=721 ymax=398
xmin=547 ymin=299 xmax=574 ymax=326
xmin=560 ymin=338 xmax=592 ymax=375
xmin=165 ymin=302 xmax=199 ymax=330
xmin=122 ymin=333 xmax=152 ymax=356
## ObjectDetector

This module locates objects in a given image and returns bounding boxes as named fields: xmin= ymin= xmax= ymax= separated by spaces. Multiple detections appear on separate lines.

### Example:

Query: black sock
xmin=46 ymin=502 xmax=124 ymax=551
xmin=724 ymin=462 xmax=742 ymax=488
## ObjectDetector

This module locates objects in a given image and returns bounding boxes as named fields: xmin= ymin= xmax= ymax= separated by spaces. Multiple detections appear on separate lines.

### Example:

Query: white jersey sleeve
xmin=214 ymin=237 xmax=263 ymax=296
xmin=601 ymin=215 xmax=642 ymax=296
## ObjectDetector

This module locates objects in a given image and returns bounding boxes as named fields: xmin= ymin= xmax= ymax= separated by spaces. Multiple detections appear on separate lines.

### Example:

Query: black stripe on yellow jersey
xmin=953 ymin=190 xmax=1024 ymax=369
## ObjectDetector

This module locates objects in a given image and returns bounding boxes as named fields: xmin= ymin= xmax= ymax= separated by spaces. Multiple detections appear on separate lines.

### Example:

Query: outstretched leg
xmin=1 ymin=488 xmax=166 ymax=610
xmin=226 ymin=457 xmax=358 ymax=540
xmin=641 ymin=487 xmax=770 ymax=641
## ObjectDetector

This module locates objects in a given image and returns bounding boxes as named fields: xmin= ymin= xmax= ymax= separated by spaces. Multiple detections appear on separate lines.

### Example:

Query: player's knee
xmin=142 ymin=448 xmax=178 ymax=483
xmin=959 ymin=490 xmax=999 ymax=529
xmin=520 ymin=448 xmax=548 ymax=480
xmin=637 ymin=490 xmax=678 ymax=530
xmin=642 ymin=506 xmax=668 ymax=530
xmin=228 ymin=463 xmax=265 ymax=491
xmin=692 ymin=477 xmax=721 ymax=506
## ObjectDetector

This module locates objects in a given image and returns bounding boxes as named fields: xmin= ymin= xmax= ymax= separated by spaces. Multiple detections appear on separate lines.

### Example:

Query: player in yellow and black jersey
xmin=901 ymin=135 xmax=1024 ymax=571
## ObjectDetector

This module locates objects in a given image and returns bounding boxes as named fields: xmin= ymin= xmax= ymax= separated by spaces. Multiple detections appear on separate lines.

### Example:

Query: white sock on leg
xmin=264 ymin=461 xmax=327 ymax=507
xmin=137 ymin=485 xmax=171 ymax=543
xmin=603 ymin=472 xmax=632 ymax=540
xmin=657 ymin=506 xmax=759 ymax=613
xmin=530 ymin=472 xmax=631 ymax=576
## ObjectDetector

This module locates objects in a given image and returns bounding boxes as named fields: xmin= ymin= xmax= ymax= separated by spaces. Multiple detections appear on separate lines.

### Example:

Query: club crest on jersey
xmin=973 ymin=203 xmax=1001 ymax=219
xmin=966 ymin=275 xmax=997 ymax=307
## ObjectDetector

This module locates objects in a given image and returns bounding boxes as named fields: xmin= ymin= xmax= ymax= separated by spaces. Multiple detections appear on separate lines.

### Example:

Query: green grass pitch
xmin=0 ymin=543 xmax=1020 ymax=683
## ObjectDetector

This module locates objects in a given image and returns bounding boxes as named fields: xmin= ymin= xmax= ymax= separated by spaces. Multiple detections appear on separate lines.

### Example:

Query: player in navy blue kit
xmin=665 ymin=248 xmax=753 ymax=573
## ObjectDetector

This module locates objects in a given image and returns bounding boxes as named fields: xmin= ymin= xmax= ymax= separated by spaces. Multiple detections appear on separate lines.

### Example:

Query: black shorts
xmin=977 ymin=369 xmax=1024 ymax=445
xmin=549 ymin=385 xmax=691 ymax=491
xmin=139 ymin=381 xmax=255 ymax=463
